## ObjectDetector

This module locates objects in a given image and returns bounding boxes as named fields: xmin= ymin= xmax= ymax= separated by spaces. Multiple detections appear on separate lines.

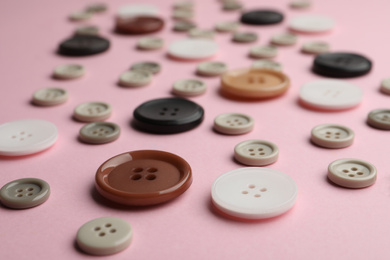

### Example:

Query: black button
xmin=58 ymin=35 xmax=110 ymax=56
xmin=313 ymin=52 xmax=372 ymax=78
xmin=240 ymin=10 xmax=284 ymax=25
xmin=133 ymin=98 xmax=204 ymax=134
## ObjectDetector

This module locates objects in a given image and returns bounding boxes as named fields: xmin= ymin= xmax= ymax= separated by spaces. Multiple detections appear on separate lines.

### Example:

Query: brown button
xmin=221 ymin=68 xmax=290 ymax=99
xmin=115 ymin=16 xmax=164 ymax=34
xmin=95 ymin=150 xmax=192 ymax=206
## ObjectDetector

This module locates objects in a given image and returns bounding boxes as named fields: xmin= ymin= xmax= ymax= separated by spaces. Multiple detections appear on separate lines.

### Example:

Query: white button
xmin=69 ymin=11 xmax=93 ymax=21
xmin=196 ymin=61 xmax=227 ymax=76
xmin=299 ymin=79 xmax=363 ymax=110
xmin=232 ymin=32 xmax=258 ymax=43
xmin=289 ymin=0 xmax=311 ymax=9
xmin=271 ymin=33 xmax=298 ymax=46
xmin=215 ymin=21 xmax=240 ymax=32
xmin=252 ymin=60 xmax=282 ymax=71
xmin=367 ymin=109 xmax=390 ymax=130
xmin=234 ymin=140 xmax=279 ymax=166
xmin=117 ymin=4 xmax=158 ymax=18
xmin=130 ymin=61 xmax=161 ymax=74
xmin=173 ymin=20 xmax=196 ymax=32
xmin=188 ymin=28 xmax=215 ymax=39
xmin=172 ymin=1 xmax=194 ymax=10
xmin=53 ymin=64 xmax=85 ymax=79
xmin=77 ymin=217 xmax=133 ymax=256
xmin=137 ymin=37 xmax=164 ymax=50
xmin=214 ymin=113 xmax=254 ymax=135
xmin=222 ymin=1 xmax=242 ymax=11
xmin=75 ymin=26 xmax=99 ymax=36
xmin=211 ymin=167 xmax=298 ymax=219
xmin=119 ymin=70 xmax=153 ymax=87
xmin=0 ymin=119 xmax=58 ymax=156
xmin=301 ymin=41 xmax=330 ymax=54
xmin=172 ymin=9 xmax=194 ymax=19
xmin=32 ymin=88 xmax=69 ymax=106
xmin=380 ymin=78 xmax=390 ymax=95
xmin=168 ymin=38 xmax=218 ymax=60
xmin=328 ymin=159 xmax=377 ymax=188
xmin=290 ymin=15 xmax=335 ymax=33
xmin=172 ymin=79 xmax=207 ymax=97
xmin=74 ymin=102 xmax=112 ymax=122
xmin=311 ymin=124 xmax=354 ymax=148
xmin=249 ymin=45 xmax=278 ymax=59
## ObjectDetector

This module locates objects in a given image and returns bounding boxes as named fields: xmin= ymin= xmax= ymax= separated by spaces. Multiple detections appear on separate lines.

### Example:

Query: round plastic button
xmin=328 ymin=159 xmax=377 ymax=188
xmin=74 ymin=102 xmax=112 ymax=122
xmin=252 ymin=60 xmax=282 ymax=71
xmin=53 ymin=64 xmax=85 ymax=79
xmin=32 ymin=88 xmax=69 ymax=106
xmin=299 ymin=79 xmax=363 ymax=111
xmin=380 ymin=78 xmax=390 ymax=95
xmin=95 ymin=150 xmax=193 ymax=206
xmin=290 ymin=0 xmax=311 ymax=9
xmin=221 ymin=68 xmax=289 ymax=99
xmin=289 ymin=15 xmax=335 ymax=33
xmin=172 ymin=79 xmax=207 ymax=97
xmin=79 ymin=122 xmax=120 ymax=144
xmin=0 ymin=178 xmax=50 ymax=209
xmin=232 ymin=32 xmax=258 ymax=43
xmin=234 ymin=140 xmax=279 ymax=166
xmin=133 ymin=97 xmax=204 ymax=134
xmin=130 ymin=61 xmax=161 ymax=74
xmin=77 ymin=217 xmax=132 ymax=256
xmin=249 ymin=45 xmax=278 ymax=59
xmin=0 ymin=119 xmax=58 ymax=156
xmin=119 ymin=70 xmax=152 ymax=87
xmin=197 ymin=61 xmax=227 ymax=76
xmin=223 ymin=1 xmax=242 ymax=11
xmin=86 ymin=3 xmax=108 ymax=13
xmin=137 ymin=37 xmax=164 ymax=50
xmin=188 ymin=28 xmax=215 ymax=39
xmin=75 ymin=25 xmax=99 ymax=36
xmin=58 ymin=35 xmax=110 ymax=56
xmin=367 ymin=109 xmax=390 ymax=130
xmin=117 ymin=4 xmax=158 ymax=18
xmin=168 ymin=38 xmax=218 ymax=60
xmin=213 ymin=113 xmax=254 ymax=135
xmin=240 ymin=10 xmax=284 ymax=25
xmin=115 ymin=16 xmax=164 ymax=34
xmin=271 ymin=32 xmax=298 ymax=46
xmin=313 ymin=52 xmax=372 ymax=78
xmin=215 ymin=21 xmax=240 ymax=32
xmin=173 ymin=20 xmax=196 ymax=32
xmin=311 ymin=124 xmax=354 ymax=148
xmin=211 ymin=167 xmax=297 ymax=219
xmin=302 ymin=41 xmax=330 ymax=54
xmin=69 ymin=11 xmax=92 ymax=21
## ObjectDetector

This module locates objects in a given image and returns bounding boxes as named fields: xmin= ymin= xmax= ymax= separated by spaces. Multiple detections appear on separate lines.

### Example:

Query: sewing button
xmin=0 ymin=119 xmax=57 ymax=156
xmin=58 ymin=35 xmax=110 ymax=56
xmin=172 ymin=79 xmax=207 ymax=97
xmin=173 ymin=20 xmax=196 ymax=32
xmin=77 ymin=217 xmax=132 ymax=256
xmin=119 ymin=70 xmax=152 ymax=87
xmin=0 ymin=178 xmax=50 ymax=209
xmin=311 ymin=124 xmax=354 ymax=148
xmin=367 ymin=109 xmax=390 ymax=130
xmin=188 ymin=28 xmax=215 ymax=39
xmin=69 ymin=11 xmax=93 ymax=21
xmin=130 ymin=61 xmax=161 ymax=74
xmin=168 ymin=38 xmax=218 ymax=60
xmin=211 ymin=167 xmax=297 ymax=219
xmin=289 ymin=15 xmax=335 ymax=33
xmin=215 ymin=21 xmax=240 ymax=32
xmin=271 ymin=32 xmax=297 ymax=46
xmin=302 ymin=41 xmax=330 ymax=54
xmin=380 ymin=78 xmax=390 ymax=94
xmin=32 ymin=88 xmax=69 ymax=106
xmin=79 ymin=122 xmax=120 ymax=144
xmin=328 ymin=159 xmax=377 ymax=188
xmin=115 ymin=16 xmax=164 ymax=34
xmin=74 ymin=102 xmax=112 ymax=122
xmin=172 ymin=9 xmax=194 ymax=20
xmin=222 ymin=1 xmax=242 ymax=11
xmin=85 ymin=3 xmax=108 ymax=13
xmin=117 ymin=4 xmax=158 ymax=19
xmin=252 ymin=60 xmax=282 ymax=71
xmin=232 ymin=32 xmax=258 ymax=43
xmin=75 ymin=26 xmax=99 ymax=36
xmin=53 ymin=64 xmax=85 ymax=79
xmin=95 ymin=150 xmax=193 ymax=206
xmin=137 ymin=37 xmax=164 ymax=50
xmin=213 ymin=113 xmax=254 ymax=135
xmin=240 ymin=10 xmax=284 ymax=25
xmin=234 ymin=140 xmax=279 ymax=166
xmin=196 ymin=61 xmax=227 ymax=76
xmin=249 ymin=45 xmax=278 ymax=58
xmin=290 ymin=0 xmax=311 ymax=9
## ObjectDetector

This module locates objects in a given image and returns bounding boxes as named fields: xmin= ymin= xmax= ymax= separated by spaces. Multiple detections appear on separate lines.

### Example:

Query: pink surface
xmin=1 ymin=0 xmax=390 ymax=259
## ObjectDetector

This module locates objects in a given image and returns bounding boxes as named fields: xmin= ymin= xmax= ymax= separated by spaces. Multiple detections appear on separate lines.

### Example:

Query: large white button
xmin=168 ymin=38 xmax=218 ymax=60
xmin=0 ymin=119 xmax=58 ymax=156
xmin=289 ymin=15 xmax=335 ymax=33
xmin=212 ymin=167 xmax=298 ymax=219
xmin=299 ymin=79 xmax=363 ymax=110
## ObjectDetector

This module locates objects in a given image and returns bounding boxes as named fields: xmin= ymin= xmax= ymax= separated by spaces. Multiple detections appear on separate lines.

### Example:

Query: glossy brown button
xmin=221 ymin=68 xmax=290 ymax=99
xmin=95 ymin=150 xmax=192 ymax=206
xmin=115 ymin=16 xmax=164 ymax=34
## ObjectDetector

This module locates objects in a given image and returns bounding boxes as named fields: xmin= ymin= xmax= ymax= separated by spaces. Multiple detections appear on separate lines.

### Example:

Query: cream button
xmin=211 ymin=167 xmax=298 ymax=219
xmin=311 ymin=124 xmax=354 ymax=148
xmin=188 ymin=28 xmax=215 ymax=39
xmin=137 ymin=37 xmax=164 ymax=50
xmin=74 ymin=102 xmax=112 ymax=122
xmin=168 ymin=38 xmax=218 ymax=60
xmin=252 ymin=60 xmax=282 ymax=71
xmin=196 ymin=61 xmax=227 ymax=76
xmin=290 ymin=15 xmax=335 ymax=33
xmin=173 ymin=20 xmax=196 ymax=32
xmin=328 ymin=159 xmax=377 ymax=188
xmin=53 ymin=64 xmax=85 ymax=79
xmin=75 ymin=26 xmax=100 ymax=36
xmin=367 ymin=109 xmax=390 ymax=130
xmin=79 ymin=122 xmax=120 ymax=144
xmin=214 ymin=113 xmax=254 ymax=135
xmin=302 ymin=41 xmax=330 ymax=54
xmin=69 ymin=11 xmax=93 ymax=21
xmin=215 ymin=21 xmax=240 ymax=32
xmin=290 ymin=0 xmax=311 ymax=9
xmin=119 ymin=70 xmax=152 ymax=87
xmin=380 ymin=78 xmax=390 ymax=95
xmin=130 ymin=61 xmax=161 ymax=74
xmin=271 ymin=32 xmax=298 ymax=46
xmin=232 ymin=32 xmax=258 ymax=43
xmin=234 ymin=140 xmax=279 ymax=166
xmin=249 ymin=45 xmax=278 ymax=59
xmin=172 ymin=79 xmax=207 ymax=97
xmin=32 ymin=88 xmax=69 ymax=106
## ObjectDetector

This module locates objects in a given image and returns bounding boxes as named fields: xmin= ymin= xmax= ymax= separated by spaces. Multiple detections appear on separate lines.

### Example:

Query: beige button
xmin=215 ymin=21 xmax=240 ymax=32
xmin=234 ymin=140 xmax=279 ymax=166
xmin=222 ymin=1 xmax=242 ymax=11
xmin=367 ymin=109 xmax=390 ymax=130
xmin=119 ymin=70 xmax=152 ymax=87
xmin=74 ymin=102 xmax=112 ymax=122
xmin=32 ymin=88 xmax=69 ymax=106
xmin=75 ymin=26 xmax=99 ymax=36
xmin=214 ymin=113 xmax=254 ymax=135
xmin=221 ymin=68 xmax=289 ymax=99
xmin=311 ymin=124 xmax=354 ymax=148
xmin=328 ymin=158 xmax=377 ymax=188
xmin=172 ymin=9 xmax=194 ymax=20
xmin=271 ymin=33 xmax=298 ymax=46
xmin=85 ymin=3 xmax=108 ymax=13
xmin=232 ymin=32 xmax=258 ymax=43
xmin=173 ymin=1 xmax=194 ymax=10
xmin=252 ymin=60 xmax=282 ymax=71
xmin=290 ymin=0 xmax=311 ymax=9
xmin=380 ymin=78 xmax=390 ymax=95
xmin=250 ymin=45 xmax=278 ymax=58
xmin=172 ymin=79 xmax=207 ymax=97
xmin=79 ymin=122 xmax=120 ymax=144
xmin=302 ymin=41 xmax=330 ymax=54
xmin=137 ymin=37 xmax=164 ymax=50
xmin=173 ymin=20 xmax=196 ymax=31
xmin=130 ymin=61 xmax=161 ymax=74
xmin=53 ymin=64 xmax=85 ymax=79
xmin=69 ymin=11 xmax=93 ymax=21
xmin=197 ymin=61 xmax=227 ymax=76
xmin=188 ymin=28 xmax=215 ymax=39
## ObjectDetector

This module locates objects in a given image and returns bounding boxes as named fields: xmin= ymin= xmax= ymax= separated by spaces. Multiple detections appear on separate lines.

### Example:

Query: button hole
xmin=242 ymin=191 xmax=248 ymax=194
xmin=94 ymin=227 xmax=101 ymax=231
xmin=105 ymin=223 xmax=112 ymax=228
xmin=131 ymin=174 xmax=142 ymax=180
xmin=27 ymin=188 xmax=33 ymax=191
xmin=254 ymin=194 xmax=261 ymax=198
xmin=260 ymin=188 xmax=267 ymax=192
xmin=110 ymin=229 xmax=116 ymax=233
xmin=248 ymin=184 xmax=255 ymax=189
xmin=145 ymin=174 xmax=156 ymax=180
xmin=99 ymin=232 xmax=106 ymax=237
xmin=147 ymin=167 xmax=157 ymax=173
xmin=357 ymin=172 xmax=364 ymax=175
xmin=133 ymin=168 xmax=143 ymax=173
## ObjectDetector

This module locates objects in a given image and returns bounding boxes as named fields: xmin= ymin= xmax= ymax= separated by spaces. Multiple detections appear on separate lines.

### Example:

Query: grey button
xmin=130 ymin=61 xmax=161 ymax=74
xmin=232 ymin=32 xmax=258 ymax=43
xmin=214 ymin=113 xmax=254 ymax=135
xmin=0 ymin=178 xmax=50 ymax=209
xmin=367 ymin=109 xmax=390 ymax=130
xmin=73 ymin=102 xmax=112 ymax=122
xmin=234 ymin=140 xmax=279 ymax=166
xmin=311 ymin=124 xmax=354 ymax=148
xmin=32 ymin=88 xmax=69 ymax=106
xmin=79 ymin=122 xmax=120 ymax=144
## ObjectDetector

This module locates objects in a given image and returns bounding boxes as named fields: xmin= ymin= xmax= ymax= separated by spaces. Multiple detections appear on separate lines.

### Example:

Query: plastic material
xmin=32 ymin=88 xmax=69 ymax=106
xmin=367 ymin=109 xmax=390 ymax=130
xmin=53 ymin=64 xmax=85 ymax=79
xmin=168 ymin=38 xmax=218 ymax=60
xmin=119 ymin=70 xmax=152 ymax=87
xmin=213 ymin=113 xmax=254 ymax=135
xmin=240 ymin=10 xmax=284 ymax=25
xmin=58 ymin=35 xmax=110 ymax=56
xmin=311 ymin=124 xmax=354 ymax=148
xmin=172 ymin=79 xmax=207 ymax=97
xmin=115 ymin=16 xmax=164 ymax=34
xmin=73 ymin=102 xmax=112 ymax=122
xmin=289 ymin=15 xmax=334 ymax=33
xmin=197 ymin=61 xmax=227 ymax=76
xmin=234 ymin=140 xmax=279 ymax=166
xmin=79 ymin=122 xmax=120 ymax=144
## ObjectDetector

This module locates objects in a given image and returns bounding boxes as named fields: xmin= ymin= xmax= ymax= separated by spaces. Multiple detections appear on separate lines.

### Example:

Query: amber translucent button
xmin=115 ymin=16 xmax=164 ymax=34
xmin=95 ymin=150 xmax=192 ymax=206
xmin=221 ymin=68 xmax=290 ymax=99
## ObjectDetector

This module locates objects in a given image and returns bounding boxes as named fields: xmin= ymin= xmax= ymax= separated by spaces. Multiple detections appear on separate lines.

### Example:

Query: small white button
xmin=74 ymin=102 xmax=112 ymax=122
xmin=117 ymin=4 xmax=158 ymax=19
xmin=75 ymin=26 xmax=100 ymax=36
xmin=328 ymin=158 xmax=377 ymax=188
xmin=289 ymin=0 xmax=311 ymax=9
xmin=188 ymin=28 xmax=215 ymax=39
xmin=172 ymin=9 xmax=194 ymax=19
xmin=214 ymin=113 xmax=254 ymax=135
xmin=301 ymin=41 xmax=330 ymax=54
xmin=249 ymin=45 xmax=278 ymax=59
xmin=232 ymin=32 xmax=258 ymax=43
xmin=137 ymin=37 xmax=164 ymax=50
xmin=172 ymin=79 xmax=207 ymax=97
xmin=311 ymin=124 xmax=354 ymax=148
xmin=173 ymin=20 xmax=196 ymax=32
xmin=130 ymin=61 xmax=161 ymax=75
xmin=85 ymin=3 xmax=108 ymax=13
xmin=367 ymin=109 xmax=390 ymax=130
xmin=290 ymin=15 xmax=335 ymax=33
xmin=0 ymin=119 xmax=58 ymax=156
xmin=251 ymin=60 xmax=282 ymax=71
xmin=299 ymin=79 xmax=363 ymax=110
xmin=215 ymin=21 xmax=240 ymax=32
xmin=380 ymin=78 xmax=390 ymax=95
xmin=234 ymin=140 xmax=279 ymax=166
xmin=119 ymin=70 xmax=152 ymax=87
xmin=53 ymin=64 xmax=85 ymax=79
xmin=69 ymin=11 xmax=93 ymax=21
xmin=172 ymin=1 xmax=194 ymax=10
xmin=32 ymin=88 xmax=69 ymax=106
xmin=222 ymin=1 xmax=242 ymax=11
xmin=77 ymin=217 xmax=133 ymax=256
xmin=168 ymin=38 xmax=218 ymax=60
xmin=212 ymin=167 xmax=298 ymax=219
xmin=196 ymin=61 xmax=227 ymax=76
xmin=271 ymin=33 xmax=298 ymax=46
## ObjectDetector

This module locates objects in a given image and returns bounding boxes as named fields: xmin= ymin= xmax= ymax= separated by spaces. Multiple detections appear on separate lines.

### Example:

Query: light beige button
xmin=74 ymin=102 xmax=112 ymax=122
xmin=69 ymin=10 xmax=93 ymax=21
xmin=234 ymin=140 xmax=279 ymax=166
xmin=172 ymin=9 xmax=194 ymax=20
xmin=173 ymin=20 xmax=196 ymax=32
xmin=85 ymin=3 xmax=108 ymax=13
xmin=271 ymin=33 xmax=298 ymax=46
xmin=32 ymin=88 xmax=69 ymax=106
xmin=188 ymin=28 xmax=215 ymax=39
xmin=119 ymin=70 xmax=152 ymax=87
xmin=302 ymin=41 xmax=330 ymax=54
xmin=197 ymin=61 xmax=227 ymax=76
xmin=367 ymin=109 xmax=390 ymax=130
xmin=172 ymin=79 xmax=207 ymax=97
xmin=380 ymin=78 xmax=390 ymax=95
xmin=222 ymin=1 xmax=242 ymax=11
xmin=233 ymin=32 xmax=258 ymax=43
xmin=79 ymin=122 xmax=120 ymax=144
xmin=215 ymin=21 xmax=240 ymax=32
xmin=290 ymin=0 xmax=311 ymax=9
xmin=214 ymin=113 xmax=254 ymax=135
xmin=77 ymin=217 xmax=132 ymax=256
xmin=328 ymin=158 xmax=377 ymax=188
xmin=251 ymin=60 xmax=282 ymax=71
xmin=249 ymin=45 xmax=278 ymax=59
xmin=130 ymin=61 xmax=161 ymax=74
xmin=75 ymin=26 xmax=99 ymax=36
xmin=137 ymin=37 xmax=164 ymax=50
xmin=173 ymin=1 xmax=194 ymax=10
xmin=311 ymin=124 xmax=354 ymax=148
xmin=53 ymin=64 xmax=85 ymax=79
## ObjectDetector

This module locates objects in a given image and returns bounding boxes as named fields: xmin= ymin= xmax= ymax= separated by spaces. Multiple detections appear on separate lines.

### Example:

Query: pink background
xmin=1 ymin=0 xmax=390 ymax=259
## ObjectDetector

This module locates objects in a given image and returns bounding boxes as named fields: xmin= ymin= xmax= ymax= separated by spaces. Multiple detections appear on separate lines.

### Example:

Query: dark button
xmin=313 ymin=52 xmax=372 ymax=78
xmin=133 ymin=97 xmax=204 ymax=134
xmin=95 ymin=150 xmax=192 ymax=206
xmin=115 ymin=16 xmax=164 ymax=34
xmin=58 ymin=35 xmax=110 ymax=56
xmin=240 ymin=10 xmax=284 ymax=25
